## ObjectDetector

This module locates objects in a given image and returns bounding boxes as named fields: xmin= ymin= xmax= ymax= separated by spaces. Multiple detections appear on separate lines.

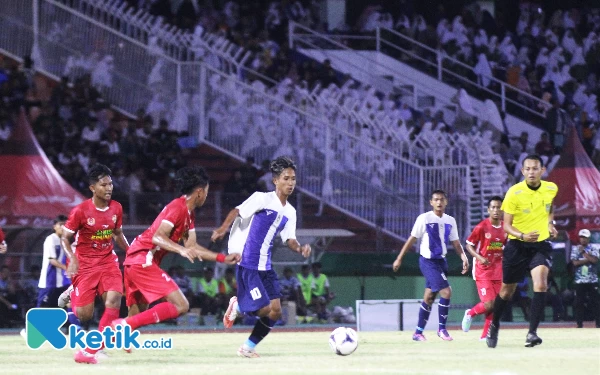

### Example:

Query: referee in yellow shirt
xmin=487 ymin=154 xmax=558 ymax=348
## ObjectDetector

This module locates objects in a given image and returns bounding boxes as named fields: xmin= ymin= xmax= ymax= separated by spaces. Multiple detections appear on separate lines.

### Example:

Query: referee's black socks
xmin=491 ymin=295 xmax=509 ymax=326
xmin=529 ymin=292 xmax=546 ymax=333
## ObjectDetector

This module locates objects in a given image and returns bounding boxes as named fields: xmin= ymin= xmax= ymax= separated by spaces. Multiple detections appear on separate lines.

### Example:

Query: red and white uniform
xmin=63 ymin=199 xmax=124 ymax=309
xmin=466 ymin=218 xmax=506 ymax=302
xmin=123 ymin=196 xmax=194 ymax=306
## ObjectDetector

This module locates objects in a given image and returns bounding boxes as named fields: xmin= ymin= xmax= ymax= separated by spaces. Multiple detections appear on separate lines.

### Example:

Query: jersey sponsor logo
xmin=102 ymin=224 xmax=109 ymax=229
xmin=485 ymin=233 xmax=491 ymax=239
xmin=87 ymin=218 xmax=95 ymax=226
xmin=91 ymin=229 xmax=113 ymax=241
xmin=266 ymin=210 xmax=273 ymax=216
xmin=428 ymin=223 xmax=435 ymax=228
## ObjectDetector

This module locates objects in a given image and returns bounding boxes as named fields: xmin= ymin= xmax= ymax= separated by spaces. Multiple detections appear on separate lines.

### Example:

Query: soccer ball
xmin=328 ymin=327 xmax=358 ymax=356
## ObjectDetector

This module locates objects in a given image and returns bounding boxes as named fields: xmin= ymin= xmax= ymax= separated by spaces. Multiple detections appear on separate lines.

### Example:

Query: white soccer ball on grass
xmin=328 ymin=327 xmax=358 ymax=356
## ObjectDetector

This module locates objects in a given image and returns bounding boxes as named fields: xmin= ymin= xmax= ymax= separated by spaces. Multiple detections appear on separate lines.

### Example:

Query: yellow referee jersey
xmin=501 ymin=180 xmax=558 ymax=241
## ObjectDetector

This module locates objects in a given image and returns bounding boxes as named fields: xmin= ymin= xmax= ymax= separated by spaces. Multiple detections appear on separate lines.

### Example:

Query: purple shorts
xmin=419 ymin=256 xmax=450 ymax=292
xmin=236 ymin=265 xmax=281 ymax=314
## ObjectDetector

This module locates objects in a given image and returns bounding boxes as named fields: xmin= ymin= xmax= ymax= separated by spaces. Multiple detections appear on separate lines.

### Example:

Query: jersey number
xmin=480 ymin=288 xmax=487 ymax=296
xmin=250 ymin=287 xmax=262 ymax=300
xmin=161 ymin=273 xmax=171 ymax=282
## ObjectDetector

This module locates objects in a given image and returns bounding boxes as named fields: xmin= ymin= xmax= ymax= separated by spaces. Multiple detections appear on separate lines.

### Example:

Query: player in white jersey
xmin=211 ymin=156 xmax=311 ymax=358
xmin=37 ymin=215 xmax=70 ymax=307
xmin=392 ymin=190 xmax=469 ymax=341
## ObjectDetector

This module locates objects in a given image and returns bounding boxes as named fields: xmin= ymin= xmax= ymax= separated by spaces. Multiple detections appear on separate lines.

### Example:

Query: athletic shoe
xmin=486 ymin=323 xmax=499 ymax=348
xmin=95 ymin=350 xmax=109 ymax=360
xmin=437 ymin=329 xmax=453 ymax=341
xmin=412 ymin=333 xmax=426 ymax=341
xmin=479 ymin=337 xmax=486 ymax=342
xmin=223 ymin=296 xmax=238 ymax=328
xmin=462 ymin=309 xmax=472 ymax=332
xmin=110 ymin=318 xmax=132 ymax=353
xmin=58 ymin=285 xmax=73 ymax=308
xmin=524 ymin=332 xmax=542 ymax=347
xmin=237 ymin=345 xmax=260 ymax=358
xmin=74 ymin=350 xmax=98 ymax=364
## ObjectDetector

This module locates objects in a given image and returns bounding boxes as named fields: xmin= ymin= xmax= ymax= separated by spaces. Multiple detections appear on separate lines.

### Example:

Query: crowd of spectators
xmin=0 ymin=55 xmax=189 ymax=222
xmin=126 ymin=0 xmax=600 ymax=170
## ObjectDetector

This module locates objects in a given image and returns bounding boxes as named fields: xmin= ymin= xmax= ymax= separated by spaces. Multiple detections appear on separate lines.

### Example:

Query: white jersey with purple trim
xmin=228 ymin=192 xmax=297 ymax=271
xmin=411 ymin=211 xmax=459 ymax=259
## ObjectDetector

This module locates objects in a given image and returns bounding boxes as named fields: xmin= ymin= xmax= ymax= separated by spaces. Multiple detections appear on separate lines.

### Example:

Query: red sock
xmin=468 ymin=302 xmax=487 ymax=316
xmin=85 ymin=307 xmax=120 ymax=355
xmin=126 ymin=302 xmax=179 ymax=330
xmin=481 ymin=312 xmax=493 ymax=338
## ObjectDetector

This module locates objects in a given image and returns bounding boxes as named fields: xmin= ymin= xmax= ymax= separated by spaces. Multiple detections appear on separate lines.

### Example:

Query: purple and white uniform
xmin=228 ymin=192 xmax=297 ymax=312
xmin=411 ymin=211 xmax=459 ymax=292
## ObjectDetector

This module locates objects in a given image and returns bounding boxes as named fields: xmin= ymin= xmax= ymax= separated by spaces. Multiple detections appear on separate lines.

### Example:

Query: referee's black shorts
xmin=502 ymin=239 xmax=553 ymax=284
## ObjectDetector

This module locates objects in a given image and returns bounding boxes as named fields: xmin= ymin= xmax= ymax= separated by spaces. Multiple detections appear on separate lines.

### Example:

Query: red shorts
xmin=475 ymin=280 xmax=502 ymax=303
xmin=124 ymin=263 xmax=179 ymax=307
xmin=70 ymin=264 xmax=123 ymax=310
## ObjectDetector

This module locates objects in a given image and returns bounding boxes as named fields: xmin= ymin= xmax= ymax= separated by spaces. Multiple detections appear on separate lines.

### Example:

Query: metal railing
xmin=1 ymin=0 xmax=477 ymax=241
xmin=289 ymin=22 xmax=548 ymax=123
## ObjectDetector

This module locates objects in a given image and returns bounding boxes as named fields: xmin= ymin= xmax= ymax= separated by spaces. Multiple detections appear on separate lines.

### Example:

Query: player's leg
xmin=480 ymin=280 xmax=501 ymax=339
xmin=237 ymin=268 xmax=280 ymax=357
xmin=115 ymin=265 xmax=183 ymax=330
xmin=526 ymin=262 xmax=549 ymax=347
xmin=437 ymin=286 xmax=453 ymax=340
xmin=70 ymin=279 xmax=98 ymax=364
xmin=127 ymin=302 xmax=149 ymax=318
xmin=414 ymin=257 xmax=438 ymax=341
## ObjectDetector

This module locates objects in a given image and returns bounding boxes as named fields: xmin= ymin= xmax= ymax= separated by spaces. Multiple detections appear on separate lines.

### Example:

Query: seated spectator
xmin=279 ymin=267 xmax=306 ymax=316
xmin=217 ymin=267 xmax=237 ymax=313
xmin=296 ymin=264 xmax=315 ymax=322
xmin=197 ymin=267 xmax=219 ymax=316
xmin=534 ymin=132 xmax=554 ymax=157
xmin=19 ymin=265 xmax=40 ymax=312
xmin=171 ymin=266 xmax=196 ymax=307
xmin=0 ymin=265 xmax=22 ymax=327
xmin=311 ymin=262 xmax=334 ymax=322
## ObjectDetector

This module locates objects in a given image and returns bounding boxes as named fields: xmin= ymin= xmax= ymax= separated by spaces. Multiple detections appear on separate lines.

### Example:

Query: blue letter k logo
xmin=26 ymin=308 xmax=68 ymax=349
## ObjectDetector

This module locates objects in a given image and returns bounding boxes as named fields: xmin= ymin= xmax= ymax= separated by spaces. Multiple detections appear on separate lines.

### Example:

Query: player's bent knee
xmin=175 ymin=299 xmax=190 ymax=316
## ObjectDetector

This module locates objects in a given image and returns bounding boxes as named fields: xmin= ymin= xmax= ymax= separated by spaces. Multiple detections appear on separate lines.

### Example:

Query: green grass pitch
xmin=1 ymin=328 xmax=598 ymax=374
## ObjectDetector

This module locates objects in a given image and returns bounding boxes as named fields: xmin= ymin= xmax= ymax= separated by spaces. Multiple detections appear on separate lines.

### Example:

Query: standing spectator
xmin=570 ymin=229 xmax=600 ymax=328
xmin=544 ymin=99 xmax=572 ymax=154
xmin=296 ymin=264 xmax=315 ymax=321
xmin=534 ymin=132 xmax=554 ymax=157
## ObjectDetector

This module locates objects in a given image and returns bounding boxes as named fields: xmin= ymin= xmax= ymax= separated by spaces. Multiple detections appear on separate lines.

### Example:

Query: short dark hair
xmin=312 ymin=262 xmax=322 ymax=269
xmin=270 ymin=156 xmax=297 ymax=177
xmin=283 ymin=267 xmax=293 ymax=273
xmin=301 ymin=264 xmax=310 ymax=271
xmin=54 ymin=215 xmax=68 ymax=224
xmin=431 ymin=189 xmax=447 ymax=199
xmin=174 ymin=166 xmax=210 ymax=194
xmin=523 ymin=154 xmax=544 ymax=167
xmin=88 ymin=164 xmax=112 ymax=185
xmin=487 ymin=196 xmax=503 ymax=207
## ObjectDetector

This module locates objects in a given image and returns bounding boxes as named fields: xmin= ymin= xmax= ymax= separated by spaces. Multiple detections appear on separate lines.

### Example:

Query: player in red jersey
xmin=112 ymin=166 xmax=240 ymax=331
xmin=0 ymin=225 xmax=6 ymax=254
xmin=60 ymin=164 xmax=130 ymax=364
xmin=462 ymin=196 xmax=506 ymax=340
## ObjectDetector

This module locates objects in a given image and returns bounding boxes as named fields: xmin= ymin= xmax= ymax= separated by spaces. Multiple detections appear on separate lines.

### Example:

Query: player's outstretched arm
xmin=152 ymin=221 xmax=195 ymax=263
xmin=112 ymin=227 xmax=130 ymax=252
xmin=451 ymin=239 xmax=470 ymax=274
xmin=211 ymin=208 xmax=239 ymax=242
xmin=393 ymin=236 xmax=417 ymax=272
xmin=186 ymin=230 xmax=240 ymax=264
xmin=286 ymin=238 xmax=311 ymax=258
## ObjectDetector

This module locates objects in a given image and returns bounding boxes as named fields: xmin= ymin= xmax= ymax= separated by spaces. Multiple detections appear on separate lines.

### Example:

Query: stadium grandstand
xmin=0 ymin=0 xmax=600 ymax=372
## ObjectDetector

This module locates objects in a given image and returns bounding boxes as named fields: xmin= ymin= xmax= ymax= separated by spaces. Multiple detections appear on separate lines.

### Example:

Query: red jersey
xmin=64 ymin=199 xmax=123 ymax=271
xmin=466 ymin=218 xmax=506 ymax=281
xmin=0 ymin=226 xmax=5 ymax=243
xmin=124 ymin=196 xmax=195 ymax=266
